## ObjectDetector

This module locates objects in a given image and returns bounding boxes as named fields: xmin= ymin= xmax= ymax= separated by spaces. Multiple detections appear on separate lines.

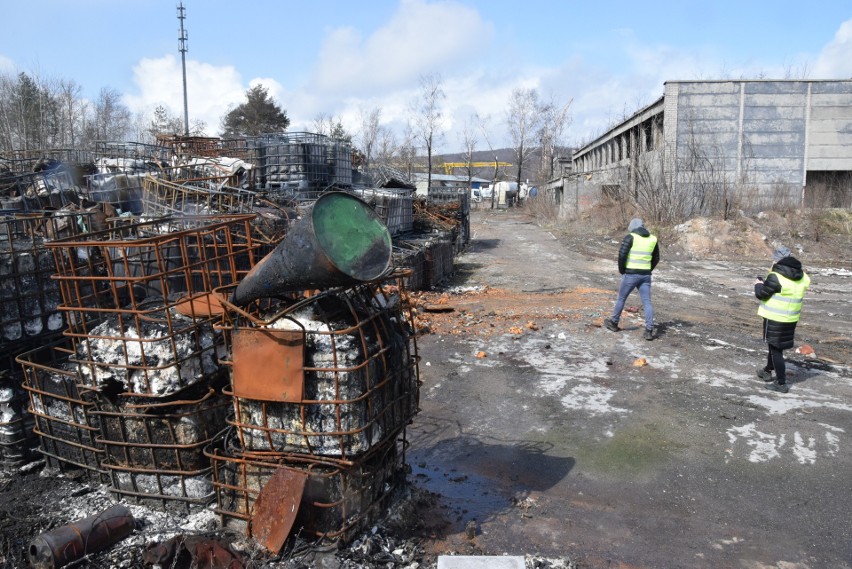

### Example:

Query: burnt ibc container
xmin=45 ymin=215 xmax=259 ymax=398
xmin=92 ymin=382 xmax=230 ymax=511
xmin=17 ymin=339 xmax=106 ymax=481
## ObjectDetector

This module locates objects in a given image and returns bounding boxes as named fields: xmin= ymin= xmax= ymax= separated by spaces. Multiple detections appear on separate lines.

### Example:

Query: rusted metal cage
xmin=156 ymin=160 xmax=255 ymax=189
xmin=141 ymin=175 xmax=257 ymax=217
xmin=93 ymin=386 xmax=229 ymax=510
xmin=93 ymin=141 xmax=169 ymax=162
xmin=205 ymin=429 xmax=406 ymax=543
xmin=391 ymin=246 xmax=427 ymax=292
xmin=17 ymin=340 xmax=106 ymax=481
xmin=0 ymin=211 xmax=96 ymax=344
xmin=350 ymin=188 xmax=414 ymax=236
xmin=214 ymin=277 xmax=419 ymax=464
xmin=81 ymin=171 xmax=148 ymax=215
xmin=45 ymin=214 xmax=259 ymax=397
xmin=0 ymin=170 xmax=81 ymax=211
xmin=394 ymin=235 xmax=454 ymax=290
xmin=0 ymin=149 xmax=95 ymax=174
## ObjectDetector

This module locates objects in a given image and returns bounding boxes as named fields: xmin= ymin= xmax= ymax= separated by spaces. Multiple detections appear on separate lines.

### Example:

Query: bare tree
xmin=506 ymin=87 xmax=541 ymax=186
xmin=56 ymin=78 xmax=87 ymax=148
xmin=459 ymin=113 xmax=479 ymax=191
xmin=411 ymin=73 xmax=445 ymax=193
xmin=85 ymin=87 xmax=132 ymax=143
xmin=357 ymin=107 xmax=382 ymax=171
xmin=476 ymin=113 xmax=502 ymax=208
xmin=537 ymin=95 xmax=572 ymax=181
xmin=312 ymin=112 xmax=351 ymax=142
xmin=399 ymin=121 xmax=418 ymax=180
xmin=374 ymin=128 xmax=398 ymax=169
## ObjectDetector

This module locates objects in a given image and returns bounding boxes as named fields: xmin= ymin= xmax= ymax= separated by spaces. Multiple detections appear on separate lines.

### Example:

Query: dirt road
xmin=409 ymin=207 xmax=852 ymax=568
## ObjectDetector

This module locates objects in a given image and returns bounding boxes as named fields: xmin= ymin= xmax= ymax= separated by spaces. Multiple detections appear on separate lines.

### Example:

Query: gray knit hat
xmin=772 ymin=246 xmax=791 ymax=261
xmin=627 ymin=218 xmax=644 ymax=232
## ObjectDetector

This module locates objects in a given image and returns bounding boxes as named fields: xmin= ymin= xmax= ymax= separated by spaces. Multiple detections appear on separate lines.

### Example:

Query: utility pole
xmin=177 ymin=1 xmax=189 ymax=135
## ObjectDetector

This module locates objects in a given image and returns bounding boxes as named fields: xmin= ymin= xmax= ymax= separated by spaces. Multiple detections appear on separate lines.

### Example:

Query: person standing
xmin=604 ymin=218 xmax=659 ymax=340
xmin=754 ymin=246 xmax=810 ymax=393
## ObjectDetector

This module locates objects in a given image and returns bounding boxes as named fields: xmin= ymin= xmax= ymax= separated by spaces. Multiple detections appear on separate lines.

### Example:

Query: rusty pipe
xmin=28 ymin=504 xmax=135 ymax=569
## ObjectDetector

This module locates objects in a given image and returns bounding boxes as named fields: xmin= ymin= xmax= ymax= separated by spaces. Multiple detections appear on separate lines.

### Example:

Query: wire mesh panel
xmin=249 ymin=133 xmax=353 ymax=204
xmin=93 ymin=386 xmax=229 ymax=511
xmin=0 ymin=170 xmax=80 ymax=211
xmin=0 ymin=211 xmax=96 ymax=344
xmin=45 ymin=215 xmax=259 ymax=396
xmin=17 ymin=341 xmax=105 ymax=480
xmin=93 ymin=141 xmax=169 ymax=162
xmin=216 ymin=277 xmax=419 ymax=464
xmin=391 ymin=246 xmax=427 ymax=292
xmin=82 ymin=171 xmax=148 ymax=215
xmin=350 ymin=189 xmax=414 ymax=236
xmin=205 ymin=429 xmax=406 ymax=543
xmin=141 ymin=175 xmax=257 ymax=217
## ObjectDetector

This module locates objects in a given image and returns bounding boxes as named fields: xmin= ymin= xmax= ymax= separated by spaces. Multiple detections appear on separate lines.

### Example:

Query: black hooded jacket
xmin=754 ymin=255 xmax=807 ymax=350
xmin=618 ymin=226 xmax=660 ymax=275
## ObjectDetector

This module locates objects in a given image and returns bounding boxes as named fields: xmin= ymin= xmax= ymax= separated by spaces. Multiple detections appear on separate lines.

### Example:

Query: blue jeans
xmin=610 ymin=273 xmax=654 ymax=330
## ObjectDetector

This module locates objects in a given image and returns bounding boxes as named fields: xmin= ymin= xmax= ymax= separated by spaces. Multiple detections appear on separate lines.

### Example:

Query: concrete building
xmin=562 ymin=79 xmax=852 ymax=218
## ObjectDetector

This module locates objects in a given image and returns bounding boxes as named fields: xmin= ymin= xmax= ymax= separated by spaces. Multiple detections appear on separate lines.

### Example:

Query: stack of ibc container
xmin=44 ymin=214 xmax=259 ymax=511
xmin=207 ymin=276 xmax=420 ymax=544
xmin=1 ymin=211 xmax=96 ymax=468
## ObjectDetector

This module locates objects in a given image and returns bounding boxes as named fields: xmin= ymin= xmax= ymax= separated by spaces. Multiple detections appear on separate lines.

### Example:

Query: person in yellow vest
xmin=754 ymin=246 xmax=810 ymax=393
xmin=604 ymin=218 xmax=659 ymax=340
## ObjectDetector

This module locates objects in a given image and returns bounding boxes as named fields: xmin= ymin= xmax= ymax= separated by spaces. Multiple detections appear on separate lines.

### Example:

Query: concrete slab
xmin=437 ymin=555 xmax=526 ymax=569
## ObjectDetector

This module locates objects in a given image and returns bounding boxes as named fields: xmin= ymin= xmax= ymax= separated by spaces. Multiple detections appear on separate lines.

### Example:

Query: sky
xmin=2 ymin=0 xmax=851 ymax=151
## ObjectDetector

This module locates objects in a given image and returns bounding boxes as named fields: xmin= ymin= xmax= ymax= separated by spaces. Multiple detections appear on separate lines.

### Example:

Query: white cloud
xmin=124 ymin=55 xmax=250 ymax=135
xmin=309 ymin=0 xmax=494 ymax=94
xmin=0 ymin=55 xmax=14 ymax=73
xmin=813 ymin=19 xmax=852 ymax=78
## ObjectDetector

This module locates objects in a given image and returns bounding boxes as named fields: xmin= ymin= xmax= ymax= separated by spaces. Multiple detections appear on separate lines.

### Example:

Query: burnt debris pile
xmin=0 ymin=133 xmax=470 ymax=563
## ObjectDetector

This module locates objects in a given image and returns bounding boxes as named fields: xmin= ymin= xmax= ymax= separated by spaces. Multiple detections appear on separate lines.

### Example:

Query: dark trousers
xmin=765 ymin=345 xmax=787 ymax=384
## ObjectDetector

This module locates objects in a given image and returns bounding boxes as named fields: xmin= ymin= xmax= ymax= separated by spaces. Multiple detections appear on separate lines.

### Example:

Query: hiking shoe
xmin=765 ymin=381 xmax=789 ymax=394
xmin=756 ymin=368 xmax=774 ymax=382
xmin=643 ymin=328 xmax=654 ymax=341
xmin=604 ymin=318 xmax=619 ymax=332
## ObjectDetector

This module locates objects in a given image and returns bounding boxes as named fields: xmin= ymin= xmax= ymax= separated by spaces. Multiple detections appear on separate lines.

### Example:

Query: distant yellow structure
xmin=441 ymin=161 xmax=512 ymax=175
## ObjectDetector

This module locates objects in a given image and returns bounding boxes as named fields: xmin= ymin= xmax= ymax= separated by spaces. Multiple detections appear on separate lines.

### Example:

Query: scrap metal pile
xmin=0 ymin=133 xmax=469 ymax=565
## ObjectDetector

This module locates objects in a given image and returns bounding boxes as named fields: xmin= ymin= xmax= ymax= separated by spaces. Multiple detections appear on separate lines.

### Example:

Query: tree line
xmin=0 ymin=69 xmax=573 ymax=185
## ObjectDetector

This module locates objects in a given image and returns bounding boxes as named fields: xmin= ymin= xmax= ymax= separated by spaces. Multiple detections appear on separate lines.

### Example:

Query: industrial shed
xmin=564 ymin=79 xmax=852 ymax=217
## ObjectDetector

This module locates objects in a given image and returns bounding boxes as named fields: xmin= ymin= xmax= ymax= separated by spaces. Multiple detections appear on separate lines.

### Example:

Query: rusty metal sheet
xmin=250 ymin=467 xmax=308 ymax=554
xmin=232 ymin=328 xmax=304 ymax=402
xmin=175 ymin=292 xmax=227 ymax=317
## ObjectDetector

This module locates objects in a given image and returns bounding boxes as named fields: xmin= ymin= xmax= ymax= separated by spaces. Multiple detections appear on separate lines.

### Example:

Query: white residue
xmin=654 ymin=281 xmax=703 ymax=296
xmin=726 ymin=423 xmax=783 ymax=463
xmin=560 ymin=384 xmax=627 ymax=416
xmin=792 ymin=432 xmax=817 ymax=464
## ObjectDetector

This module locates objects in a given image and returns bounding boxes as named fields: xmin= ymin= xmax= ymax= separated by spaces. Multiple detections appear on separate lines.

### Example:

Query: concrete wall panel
xmin=810 ymin=106 xmax=852 ymax=120
xmin=808 ymin=157 xmax=852 ymax=170
xmin=744 ymin=82 xmax=809 ymax=95
xmin=676 ymin=82 xmax=741 ymax=95
xmin=808 ymin=131 xmax=852 ymax=145
xmin=744 ymin=106 xmax=807 ymax=120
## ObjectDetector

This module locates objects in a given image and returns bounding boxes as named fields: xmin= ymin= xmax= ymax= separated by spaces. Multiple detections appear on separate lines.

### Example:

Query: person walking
xmin=603 ymin=218 xmax=659 ymax=340
xmin=754 ymin=246 xmax=810 ymax=393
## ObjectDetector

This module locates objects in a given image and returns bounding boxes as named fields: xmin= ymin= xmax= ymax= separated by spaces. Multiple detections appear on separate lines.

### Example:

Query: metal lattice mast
xmin=177 ymin=2 xmax=189 ymax=135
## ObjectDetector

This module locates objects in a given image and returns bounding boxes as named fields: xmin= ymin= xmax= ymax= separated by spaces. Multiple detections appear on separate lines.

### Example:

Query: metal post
xmin=178 ymin=2 xmax=189 ymax=136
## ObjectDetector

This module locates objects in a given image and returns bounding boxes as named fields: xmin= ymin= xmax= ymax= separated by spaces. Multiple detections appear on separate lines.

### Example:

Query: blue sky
xmin=2 ymin=0 xmax=851 ymax=150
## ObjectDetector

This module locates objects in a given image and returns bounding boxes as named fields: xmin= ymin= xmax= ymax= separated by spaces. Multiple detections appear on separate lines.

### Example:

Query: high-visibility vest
xmin=625 ymin=233 xmax=657 ymax=271
xmin=758 ymin=271 xmax=810 ymax=323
